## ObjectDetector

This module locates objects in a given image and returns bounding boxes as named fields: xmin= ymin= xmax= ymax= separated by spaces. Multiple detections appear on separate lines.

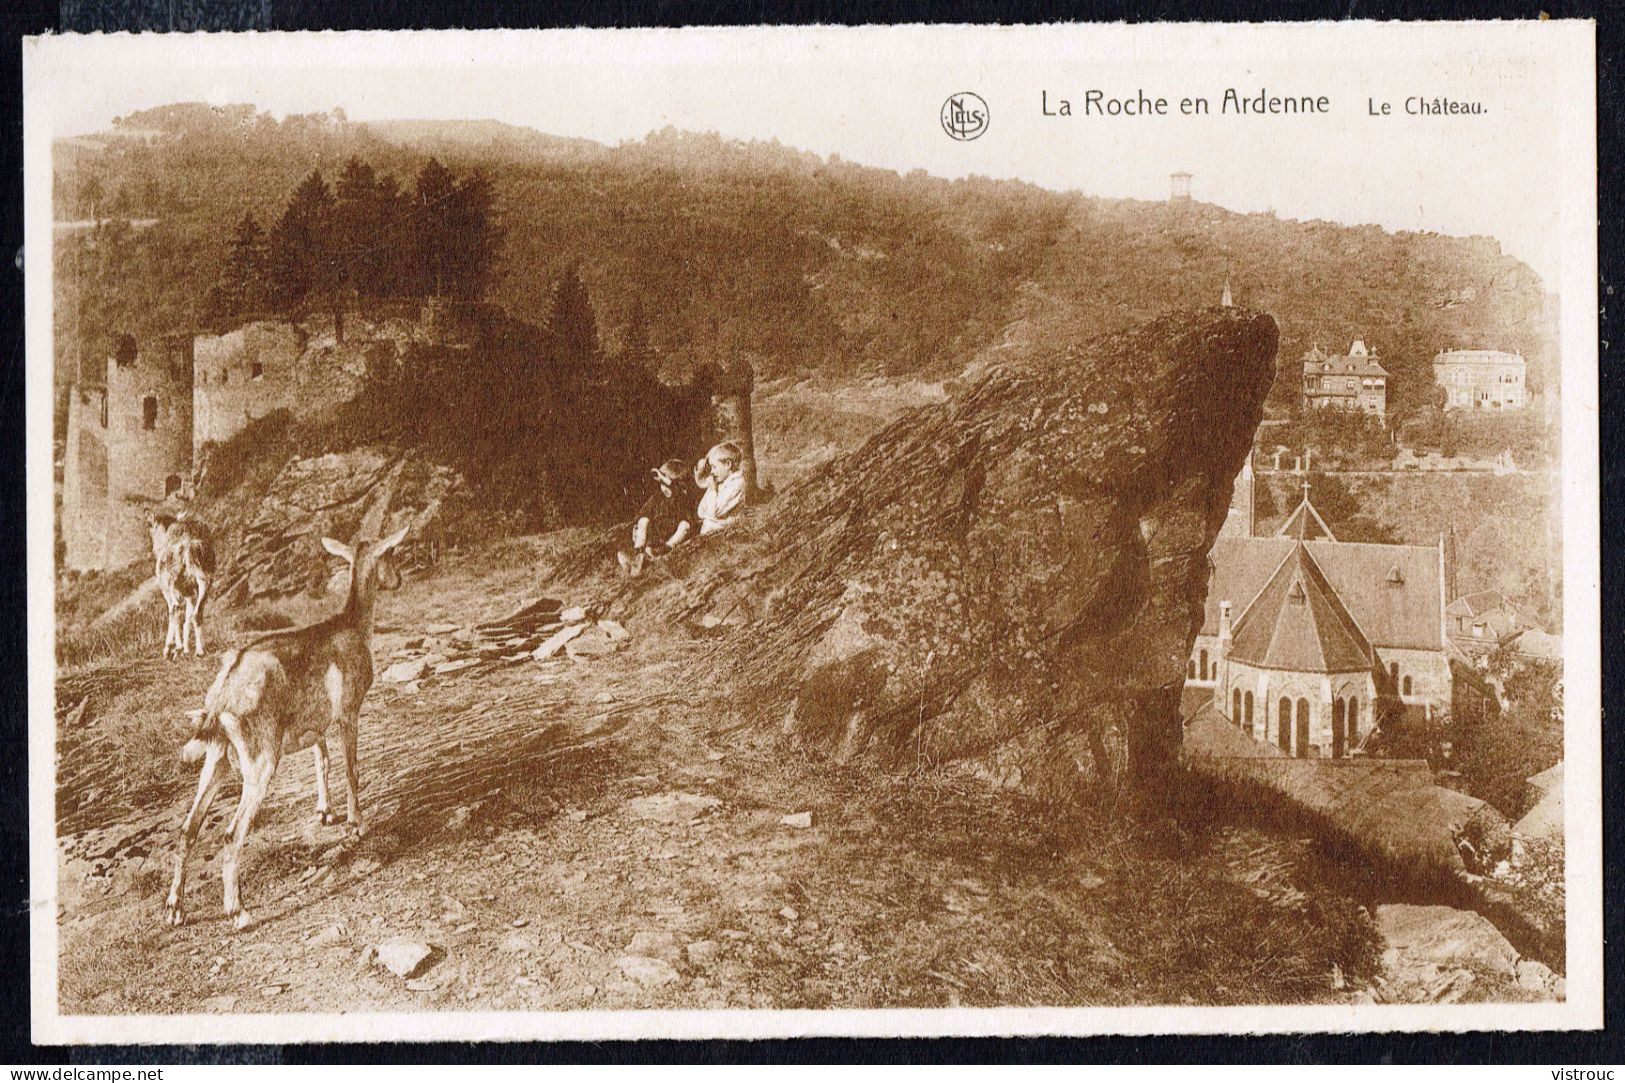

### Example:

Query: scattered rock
xmin=566 ymin=809 xmax=589 ymax=823
xmin=566 ymin=627 xmax=620 ymax=660
xmin=353 ymin=856 xmax=382 ymax=876
xmin=705 ymin=751 xmax=725 ymax=762
xmin=434 ymin=658 xmax=480 ymax=675
xmin=374 ymin=940 xmax=440 ymax=980
xmin=426 ymin=622 xmax=460 ymax=635
xmin=1517 ymin=959 xmax=1555 ymax=992
xmin=382 ymin=659 xmax=428 ymax=684
xmin=533 ymin=624 xmax=588 ymax=660
xmin=626 ymin=791 xmax=722 ymax=824
xmin=625 ymin=929 xmax=682 ymax=962
xmin=401 ymin=636 xmax=425 ymax=649
xmin=685 ymin=940 xmax=722 ymax=966
xmin=597 ymin=619 xmax=630 ymax=641
xmin=260 ymin=983 xmax=288 ymax=997
xmin=1077 ymin=872 xmax=1106 ymax=890
xmin=404 ymin=976 xmax=442 ymax=993
xmin=778 ymin=906 xmax=799 ymax=922
xmin=511 ymin=917 xmax=529 ymax=928
xmin=560 ymin=606 xmax=591 ymax=623
xmin=1375 ymin=904 xmax=1519 ymax=977
xmin=616 ymin=955 xmax=681 ymax=987
xmin=499 ymin=933 xmax=537 ymax=955
xmin=199 ymin=994 xmax=238 ymax=1012
xmin=445 ymin=806 xmax=473 ymax=831
xmin=780 ymin=811 xmax=814 ymax=829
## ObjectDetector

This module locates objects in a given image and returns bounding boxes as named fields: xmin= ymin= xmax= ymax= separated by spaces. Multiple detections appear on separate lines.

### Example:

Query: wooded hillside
xmin=54 ymin=103 xmax=1555 ymax=418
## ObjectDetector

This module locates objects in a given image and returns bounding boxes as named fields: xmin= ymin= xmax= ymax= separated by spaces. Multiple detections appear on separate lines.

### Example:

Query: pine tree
xmin=548 ymin=262 xmax=599 ymax=361
xmin=333 ymin=157 xmax=381 ymax=299
xmin=621 ymin=296 xmax=653 ymax=368
xmin=443 ymin=169 xmax=499 ymax=300
xmin=266 ymin=169 xmax=335 ymax=311
xmin=411 ymin=158 xmax=457 ymax=297
xmin=219 ymin=212 xmax=266 ymax=316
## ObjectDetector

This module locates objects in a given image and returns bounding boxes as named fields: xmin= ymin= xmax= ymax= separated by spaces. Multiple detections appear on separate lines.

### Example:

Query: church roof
xmin=1277 ymin=495 xmax=1337 ymax=540
xmin=1226 ymin=543 xmax=1374 ymax=672
xmin=1203 ymin=537 xmax=1444 ymax=650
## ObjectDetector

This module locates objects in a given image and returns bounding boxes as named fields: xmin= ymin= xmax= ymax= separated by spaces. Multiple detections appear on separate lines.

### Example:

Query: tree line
xmin=206 ymin=156 xmax=500 ymax=321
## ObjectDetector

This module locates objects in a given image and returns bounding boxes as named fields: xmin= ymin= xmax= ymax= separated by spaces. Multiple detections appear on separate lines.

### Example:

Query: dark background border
xmin=1 ymin=0 xmax=1616 ymax=1064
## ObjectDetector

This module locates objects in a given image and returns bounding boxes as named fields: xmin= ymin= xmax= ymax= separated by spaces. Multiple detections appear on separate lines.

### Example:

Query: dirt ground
xmin=56 ymin=537 xmax=1396 ymax=1015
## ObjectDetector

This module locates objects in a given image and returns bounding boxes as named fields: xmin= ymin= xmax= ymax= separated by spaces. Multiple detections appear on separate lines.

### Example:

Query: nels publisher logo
xmin=940 ymin=92 xmax=989 ymax=141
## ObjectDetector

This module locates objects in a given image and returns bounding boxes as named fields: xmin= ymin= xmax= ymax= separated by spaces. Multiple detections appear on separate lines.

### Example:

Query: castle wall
xmin=104 ymin=338 xmax=193 ymax=567
xmin=193 ymin=322 xmax=302 ymax=454
xmin=61 ymin=384 xmax=108 ymax=570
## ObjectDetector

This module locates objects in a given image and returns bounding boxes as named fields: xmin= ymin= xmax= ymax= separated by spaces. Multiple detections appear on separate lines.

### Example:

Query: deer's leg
xmin=338 ymin=716 xmax=366 ymax=841
xmin=221 ymin=752 xmax=277 ymax=930
xmin=191 ymin=581 xmax=208 ymax=656
xmin=163 ymin=602 xmax=181 ymax=660
xmin=164 ymin=742 xmax=225 ymax=926
xmin=313 ymin=739 xmax=341 ymax=825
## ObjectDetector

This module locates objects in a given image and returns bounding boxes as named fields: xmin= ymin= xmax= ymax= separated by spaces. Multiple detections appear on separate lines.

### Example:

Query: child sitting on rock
xmin=617 ymin=458 xmax=695 ymax=577
xmin=694 ymin=441 xmax=746 ymax=536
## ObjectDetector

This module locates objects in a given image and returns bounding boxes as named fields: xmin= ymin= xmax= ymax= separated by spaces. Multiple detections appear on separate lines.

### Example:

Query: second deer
xmin=164 ymin=526 xmax=408 ymax=930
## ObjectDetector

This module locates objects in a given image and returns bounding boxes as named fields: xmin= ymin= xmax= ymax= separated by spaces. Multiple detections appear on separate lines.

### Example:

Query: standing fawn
xmin=146 ymin=511 xmax=215 ymax=659
xmin=164 ymin=526 xmax=408 ymax=930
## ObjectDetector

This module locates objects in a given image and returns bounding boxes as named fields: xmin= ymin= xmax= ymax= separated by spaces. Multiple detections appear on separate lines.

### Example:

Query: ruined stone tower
xmin=62 ymin=334 xmax=194 ymax=570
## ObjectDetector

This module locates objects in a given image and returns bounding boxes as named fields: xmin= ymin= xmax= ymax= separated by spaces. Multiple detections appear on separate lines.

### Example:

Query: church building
xmin=1184 ymin=471 xmax=1452 ymax=758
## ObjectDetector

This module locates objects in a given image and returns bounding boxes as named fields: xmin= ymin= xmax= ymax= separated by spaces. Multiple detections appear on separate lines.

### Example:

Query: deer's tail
xmin=180 ymin=708 xmax=227 ymax=763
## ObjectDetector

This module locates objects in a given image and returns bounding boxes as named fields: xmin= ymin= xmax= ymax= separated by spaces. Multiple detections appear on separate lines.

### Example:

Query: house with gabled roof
xmin=1302 ymin=339 xmax=1389 ymax=422
xmin=1445 ymin=588 xmax=1530 ymax=659
xmin=1184 ymin=477 xmax=1451 ymax=758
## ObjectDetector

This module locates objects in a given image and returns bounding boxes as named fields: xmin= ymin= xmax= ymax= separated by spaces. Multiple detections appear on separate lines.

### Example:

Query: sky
xmin=25 ymin=21 xmax=1595 ymax=285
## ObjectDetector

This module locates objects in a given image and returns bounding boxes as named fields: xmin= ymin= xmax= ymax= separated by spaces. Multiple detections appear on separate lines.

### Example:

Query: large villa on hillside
xmin=1182 ymin=456 xmax=1452 ymax=758
xmin=1301 ymin=339 xmax=1389 ymax=423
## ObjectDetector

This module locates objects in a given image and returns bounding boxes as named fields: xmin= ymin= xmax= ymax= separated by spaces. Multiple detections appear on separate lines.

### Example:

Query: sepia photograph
xmin=22 ymin=21 xmax=1600 ymax=1043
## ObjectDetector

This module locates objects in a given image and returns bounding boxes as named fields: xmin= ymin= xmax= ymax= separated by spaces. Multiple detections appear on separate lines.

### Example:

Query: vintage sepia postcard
xmin=23 ymin=21 xmax=1600 ymax=1044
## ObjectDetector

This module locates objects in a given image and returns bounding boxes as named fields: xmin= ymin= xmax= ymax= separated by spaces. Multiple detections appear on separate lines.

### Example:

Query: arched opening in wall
xmin=164 ymin=474 xmax=182 ymax=497
xmin=1389 ymin=661 xmax=1399 ymax=686
xmin=1332 ymin=697 xmax=1346 ymax=758
xmin=114 ymin=334 xmax=137 ymax=368
xmin=1277 ymin=697 xmax=1291 ymax=753
xmin=1402 ymin=675 xmax=1413 ymax=696
xmin=1244 ymin=692 xmax=1255 ymax=736
xmin=1199 ymin=649 xmax=1209 ymax=680
xmin=1232 ymin=688 xmax=1241 ymax=723
xmin=142 ymin=397 xmax=158 ymax=430
xmin=1348 ymin=698 xmax=1359 ymax=746
xmin=1295 ymin=698 xmax=1310 ymax=758
xmin=1187 ymin=658 xmax=1195 ymax=680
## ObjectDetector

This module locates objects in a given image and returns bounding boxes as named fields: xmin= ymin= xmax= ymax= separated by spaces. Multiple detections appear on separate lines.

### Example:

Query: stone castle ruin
xmin=61 ymin=299 xmax=757 ymax=573
xmin=63 ymin=334 xmax=194 ymax=569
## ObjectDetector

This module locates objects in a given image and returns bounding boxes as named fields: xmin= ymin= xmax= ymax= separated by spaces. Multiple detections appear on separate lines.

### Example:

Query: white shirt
xmin=698 ymin=470 xmax=745 ymax=535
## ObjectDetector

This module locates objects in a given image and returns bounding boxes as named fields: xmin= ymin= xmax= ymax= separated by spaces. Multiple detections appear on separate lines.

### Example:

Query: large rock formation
xmin=631 ymin=306 xmax=1279 ymax=800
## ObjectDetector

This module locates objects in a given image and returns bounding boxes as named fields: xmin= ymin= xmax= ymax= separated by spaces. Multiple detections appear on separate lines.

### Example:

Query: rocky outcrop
xmin=627 ymin=307 xmax=1278 ymax=799
xmin=217 ymin=446 xmax=460 ymax=604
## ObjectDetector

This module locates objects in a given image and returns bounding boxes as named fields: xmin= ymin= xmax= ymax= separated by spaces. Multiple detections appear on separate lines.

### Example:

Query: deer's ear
xmin=376 ymin=524 xmax=410 ymax=555
xmin=185 ymin=708 xmax=205 ymax=721
xmin=320 ymin=537 xmax=355 ymax=563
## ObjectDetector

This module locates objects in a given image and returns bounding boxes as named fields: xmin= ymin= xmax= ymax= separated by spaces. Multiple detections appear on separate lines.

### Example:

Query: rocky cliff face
xmin=631 ymin=306 xmax=1279 ymax=799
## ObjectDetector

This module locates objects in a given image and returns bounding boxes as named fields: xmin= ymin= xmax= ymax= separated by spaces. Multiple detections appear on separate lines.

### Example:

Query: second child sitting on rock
xmin=617 ymin=458 xmax=695 ymax=577
xmin=694 ymin=441 xmax=747 ymax=536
